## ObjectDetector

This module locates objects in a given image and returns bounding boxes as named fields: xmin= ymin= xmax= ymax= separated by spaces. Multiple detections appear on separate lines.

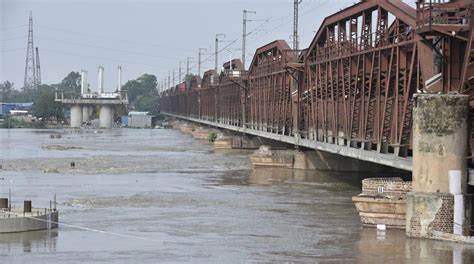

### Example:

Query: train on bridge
xmin=160 ymin=0 xmax=473 ymax=170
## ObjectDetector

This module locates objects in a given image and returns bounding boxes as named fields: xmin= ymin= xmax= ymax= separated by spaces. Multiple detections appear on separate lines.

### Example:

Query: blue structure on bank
xmin=0 ymin=103 xmax=34 ymax=115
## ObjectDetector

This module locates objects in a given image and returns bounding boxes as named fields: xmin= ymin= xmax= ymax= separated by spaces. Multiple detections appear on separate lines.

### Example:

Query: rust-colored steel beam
xmin=159 ymin=0 xmax=473 ymax=166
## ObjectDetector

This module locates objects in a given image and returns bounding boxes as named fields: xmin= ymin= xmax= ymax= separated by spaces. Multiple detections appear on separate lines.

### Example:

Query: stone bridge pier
xmin=407 ymin=94 xmax=472 ymax=240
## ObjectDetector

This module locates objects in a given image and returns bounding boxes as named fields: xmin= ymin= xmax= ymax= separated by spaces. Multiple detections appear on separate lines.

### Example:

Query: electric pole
xmin=168 ymin=72 xmax=171 ymax=88
xmin=172 ymin=71 xmax=176 ymax=87
xmin=242 ymin=10 xmax=256 ymax=70
xmin=293 ymin=0 xmax=302 ymax=50
xmin=198 ymin=48 xmax=207 ymax=77
xmin=186 ymin=57 xmax=194 ymax=76
xmin=178 ymin=61 xmax=183 ymax=83
xmin=215 ymin=33 xmax=226 ymax=72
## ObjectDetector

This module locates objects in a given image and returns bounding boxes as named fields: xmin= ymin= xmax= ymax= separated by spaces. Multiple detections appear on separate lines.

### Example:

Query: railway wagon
xmin=217 ymin=59 xmax=247 ymax=127
xmin=199 ymin=70 xmax=219 ymax=122
xmin=160 ymin=0 xmax=473 ymax=163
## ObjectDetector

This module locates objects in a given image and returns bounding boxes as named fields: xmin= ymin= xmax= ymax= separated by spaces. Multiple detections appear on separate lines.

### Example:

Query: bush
xmin=207 ymin=131 xmax=218 ymax=142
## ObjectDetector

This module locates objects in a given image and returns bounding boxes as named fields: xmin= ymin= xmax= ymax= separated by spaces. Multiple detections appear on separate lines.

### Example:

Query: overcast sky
xmin=1 ymin=0 xmax=416 ymax=92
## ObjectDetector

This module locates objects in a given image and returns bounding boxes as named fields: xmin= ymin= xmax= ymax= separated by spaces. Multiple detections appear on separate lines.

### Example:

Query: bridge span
xmin=160 ymin=0 xmax=473 ymax=171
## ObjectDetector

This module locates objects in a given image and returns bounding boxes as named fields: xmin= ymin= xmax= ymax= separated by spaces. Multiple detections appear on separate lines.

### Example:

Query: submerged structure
xmin=0 ymin=198 xmax=58 ymax=233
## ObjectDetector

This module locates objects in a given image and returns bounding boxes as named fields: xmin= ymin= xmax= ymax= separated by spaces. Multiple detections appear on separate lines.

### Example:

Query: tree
xmin=33 ymin=84 xmax=64 ymax=120
xmin=0 ymin=81 xmax=14 ymax=102
xmin=183 ymin=73 xmax=193 ymax=82
xmin=122 ymin=73 xmax=160 ymax=115
xmin=134 ymin=90 xmax=160 ymax=115
xmin=0 ymin=81 xmax=36 ymax=103
xmin=60 ymin=72 xmax=81 ymax=95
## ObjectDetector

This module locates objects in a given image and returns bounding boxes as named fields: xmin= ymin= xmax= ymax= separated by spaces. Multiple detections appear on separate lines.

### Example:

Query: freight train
xmin=160 ymin=0 xmax=474 ymax=161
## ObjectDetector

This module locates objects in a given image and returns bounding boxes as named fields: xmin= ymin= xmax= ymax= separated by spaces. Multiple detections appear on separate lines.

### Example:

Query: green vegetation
xmin=183 ymin=73 xmax=193 ymax=82
xmin=0 ymin=81 xmax=37 ymax=103
xmin=33 ymin=84 xmax=64 ymax=121
xmin=123 ymin=74 xmax=160 ymax=115
xmin=207 ymin=131 xmax=218 ymax=142
xmin=1 ymin=71 xmax=160 ymax=127
xmin=59 ymin=72 xmax=82 ymax=94
xmin=1 ymin=116 xmax=44 ymax=129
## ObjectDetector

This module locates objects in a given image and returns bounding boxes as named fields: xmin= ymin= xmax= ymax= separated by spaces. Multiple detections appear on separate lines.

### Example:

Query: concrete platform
xmin=0 ymin=208 xmax=59 ymax=233
xmin=352 ymin=196 xmax=406 ymax=228
xmin=352 ymin=177 xmax=412 ymax=229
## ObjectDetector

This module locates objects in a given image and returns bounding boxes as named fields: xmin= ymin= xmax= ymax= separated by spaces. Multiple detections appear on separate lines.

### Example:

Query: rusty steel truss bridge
xmin=160 ymin=0 xmax=474 ymax=171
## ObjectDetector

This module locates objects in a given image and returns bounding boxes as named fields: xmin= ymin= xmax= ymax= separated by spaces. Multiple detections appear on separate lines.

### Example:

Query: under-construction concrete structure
xmin=56 ymin=66 xmax=128 ymax=128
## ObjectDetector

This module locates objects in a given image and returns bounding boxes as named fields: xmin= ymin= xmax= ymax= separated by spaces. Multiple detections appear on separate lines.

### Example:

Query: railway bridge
xmin=160 ymin=0 xmax=473 ymax=172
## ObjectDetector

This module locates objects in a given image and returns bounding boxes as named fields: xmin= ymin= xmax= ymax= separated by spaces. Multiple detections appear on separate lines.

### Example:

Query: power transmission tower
xmin=198 ymin=48 xmax=207 ymax=77
xmin=35 ymin=47 xmax=41 ymax=87
xmin=242 ymin=10 xmax=256 ymax=70
xmin=215 ymin=33 xmax=226 ymax=71
xmin=293 ymin=0 xmax=302 ymax=50
xmin=23 ymin=11 xmax=36 ymax=91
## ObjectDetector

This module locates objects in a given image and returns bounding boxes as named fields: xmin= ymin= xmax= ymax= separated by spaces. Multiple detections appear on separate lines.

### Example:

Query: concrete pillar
xmin=70 ymin=105 xmax=83 ymax=128
xmin=99 ymin=105 xmax=114 ymax=129
xmin=88 ymin=106 xmax=94 ymax=119
xmin=407 ymin=94 xmax=471 ymax=239
xmin=412 ymin=94 xmax=469 ymax=193
xmin=82 ymin=106 xmax=90 ymax=123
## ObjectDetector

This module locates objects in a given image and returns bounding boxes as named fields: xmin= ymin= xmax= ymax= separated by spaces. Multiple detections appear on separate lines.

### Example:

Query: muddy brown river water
xmin=0 ymin=128 xmax=473 ymax=263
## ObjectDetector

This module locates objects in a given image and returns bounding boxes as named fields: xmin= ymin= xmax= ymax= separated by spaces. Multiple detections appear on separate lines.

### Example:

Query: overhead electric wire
xmin=0 ymin=35 xmax=27 ymax=41
xmin=0 ymin=48 xmax=25 ymax=53
xmin=35 ymin=35 xmax=182 ymax=61
xmin=36 ymin=24 xmax=195 ymax=53
xmin=188 ymin=0 xmax=328 ymax=73
xmin=0 ymin=24 xmax=28 ymax=30
xmin=39 ymin=48 xmax=168 ymax=69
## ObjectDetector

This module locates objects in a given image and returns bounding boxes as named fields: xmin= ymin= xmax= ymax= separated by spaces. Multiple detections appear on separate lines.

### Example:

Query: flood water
xmin=0 ymin=128 xmax=473 ymax=263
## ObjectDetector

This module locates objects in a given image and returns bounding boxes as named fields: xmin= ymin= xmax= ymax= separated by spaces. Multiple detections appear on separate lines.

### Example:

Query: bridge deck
xmin=162 ymin=112 xmax=412 ymax=171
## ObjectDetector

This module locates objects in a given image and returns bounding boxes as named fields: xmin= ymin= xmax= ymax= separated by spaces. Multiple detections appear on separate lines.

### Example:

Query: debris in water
xmin=42 ymin=145 xmax=82 ymax=151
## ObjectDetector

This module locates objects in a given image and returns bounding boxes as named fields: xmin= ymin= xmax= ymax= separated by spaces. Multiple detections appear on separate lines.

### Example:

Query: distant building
xmin=0 ymin=103 xmax=34 ymax=116
xmin=123 ymin=111 xmax=155 ymax=128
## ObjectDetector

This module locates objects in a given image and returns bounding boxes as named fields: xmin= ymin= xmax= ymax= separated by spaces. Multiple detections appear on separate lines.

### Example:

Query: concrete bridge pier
xmin=70 ymin=104 xmax=83 ymax=128
xmin=250 ymin=146 xmax=394 ymax=172
xmin=406 ymin=94 xmax=472 ymax=240
xmin=99 ymin=105 xmax=114 ymax=129
xmin=82 ymin=106 xmax=90 ymax=123
xmin=213 ymin=132 xmax=288 ymax=150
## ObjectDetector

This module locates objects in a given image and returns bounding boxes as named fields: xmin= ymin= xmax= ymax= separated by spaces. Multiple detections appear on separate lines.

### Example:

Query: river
xmin=0 ymin=128 xmax=473 ymax=263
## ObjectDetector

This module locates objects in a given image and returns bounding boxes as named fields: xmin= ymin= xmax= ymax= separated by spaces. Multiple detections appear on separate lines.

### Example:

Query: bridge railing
xmin=416 ymin=0 xmax=471 ymax=33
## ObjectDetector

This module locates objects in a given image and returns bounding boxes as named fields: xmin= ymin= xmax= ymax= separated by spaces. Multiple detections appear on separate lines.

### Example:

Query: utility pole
xmin=198 ymin=48 xmax=207 ymax=77
xmin=293 ymin=0 xmax=302 ymax=50
xmin=215 ymin=33 xmax=226 ymax=72
xmin=242 ymin=10 xmax=256 ymax=70
xmin=168 ymin=71 xmax=171 ymax=88
xmin=178 ymin=61 xmax=183 ymax=83
xmin=172 ymin=71 xmax=176 ymax=87
xmin=186 ymin=57 xmax=194 ymax=76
